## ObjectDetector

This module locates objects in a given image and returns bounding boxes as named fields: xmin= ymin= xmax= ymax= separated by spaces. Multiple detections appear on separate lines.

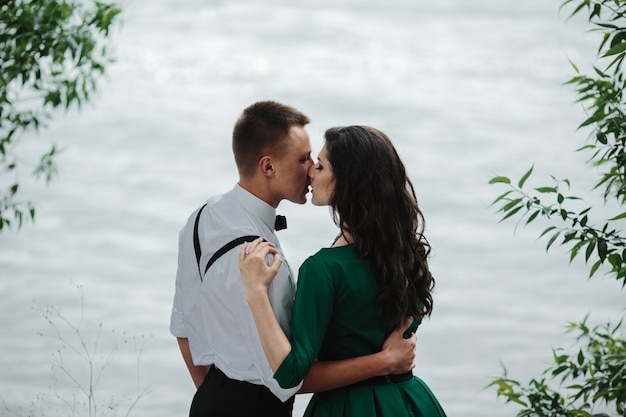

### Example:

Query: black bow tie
xmin=275 ymin=215 xmax=287 ymax=231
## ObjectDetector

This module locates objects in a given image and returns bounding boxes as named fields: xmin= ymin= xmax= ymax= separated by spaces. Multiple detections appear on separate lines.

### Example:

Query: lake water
xmin=1 ymin=0 xmax=624 ymax=416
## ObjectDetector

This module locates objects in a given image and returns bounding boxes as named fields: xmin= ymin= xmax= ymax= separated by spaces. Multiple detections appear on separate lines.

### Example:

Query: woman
xmin=240 ymin=125 xmax=447 ymax=417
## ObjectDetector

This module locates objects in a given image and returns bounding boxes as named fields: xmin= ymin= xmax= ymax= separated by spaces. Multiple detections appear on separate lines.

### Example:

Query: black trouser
xmin=189 ymin=366 xmax=295 ymax=417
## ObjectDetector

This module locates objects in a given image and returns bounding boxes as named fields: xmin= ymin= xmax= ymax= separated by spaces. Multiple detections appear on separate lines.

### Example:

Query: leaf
xmin=569 ymin=1 xmax=588 ymax=18
xmin=608 ymin=212 xmax=626 ymax=221
xmin=502 ymin=198 xmax=523 ymax=212
xmin=490 ymin=190 xmax=514 ymax=206
xmin=539 ymin=226 xmax=557 ymax=238
xmin=518 ymin=165 xmax=534 ymax=188
xmin=546 ymin=231 xmax=562 ymax=252
xmin=595 ymin=23 xmax=619 ymax=30
xmin=592 ymin=65 xmax=609 ymax=78
xmin=591 ymin=2 xmax=601 ymax=19
xmin=578 ymin=111 xmax=605 ymax=128
xmin=489 ymin=176 xmax=511 ymax=185
xmin=602 ymin=41 xmax=626 ymax=57
xmin=525 ymin=210 xmax=540 ymax=225
xmin=589 ymin=259 xmax=602 ymax=278
xmin=563 ymin=231 xmax=577 ymax=243
xmin=570 ymin=240 xmax=585 ymax=263
xmin=597 ymin=238 xmax=608 ymax=261
xmin=575 ymin=144 xmax=596 ymax=152
xmin=608 ymin=253 xmax=622 ymax=268
xmin=500 ymin=205 xmax=524 ymax=222
xmin=585 ymin=239 xmax=596 ymax=262
xmin=44 ymin=90 xmax=62 ymax=107
xmin=607 ymin=48 xmax=626 ymax=70
xmin=535 ymin=187 xmax=557 ymax=193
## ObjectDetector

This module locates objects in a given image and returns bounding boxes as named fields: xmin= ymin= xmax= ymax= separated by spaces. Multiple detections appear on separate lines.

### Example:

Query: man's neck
xmin=238 ymin=179 xmax=279 ymax=208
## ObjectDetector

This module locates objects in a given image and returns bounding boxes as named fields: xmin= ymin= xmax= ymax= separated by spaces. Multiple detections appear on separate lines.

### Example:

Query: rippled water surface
xmin=1 ymin=1 xmax=624 ymax=416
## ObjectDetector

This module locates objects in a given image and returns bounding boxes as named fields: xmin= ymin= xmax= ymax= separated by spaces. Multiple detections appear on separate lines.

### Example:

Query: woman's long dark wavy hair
xmin=324 ymin=126 xmax=434 ymax=325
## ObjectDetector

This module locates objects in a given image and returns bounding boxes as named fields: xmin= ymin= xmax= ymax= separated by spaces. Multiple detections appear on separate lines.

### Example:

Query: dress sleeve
xmin=273 ymin=256 xmax=334 ymax=388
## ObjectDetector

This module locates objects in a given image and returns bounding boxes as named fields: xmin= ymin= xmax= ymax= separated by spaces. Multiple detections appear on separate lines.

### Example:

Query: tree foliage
xmin=488 ymin=319 xmax=626 ymax=417
xmin=488 ymin=0 xmax=626 ymax=415
xmin=490 ymin=0 xmax=626 ymax=286
xmin=0 ymin=0 xmax=121 ymax=232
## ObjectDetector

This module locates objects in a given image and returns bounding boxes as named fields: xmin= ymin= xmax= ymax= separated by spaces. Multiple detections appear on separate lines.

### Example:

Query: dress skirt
xmin=303 ymin=376 xmax=447 ymax=417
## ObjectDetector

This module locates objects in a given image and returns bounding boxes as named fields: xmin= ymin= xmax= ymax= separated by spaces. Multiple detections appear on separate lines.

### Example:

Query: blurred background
xmin=1 ymin=0 xmax=623 ymax=416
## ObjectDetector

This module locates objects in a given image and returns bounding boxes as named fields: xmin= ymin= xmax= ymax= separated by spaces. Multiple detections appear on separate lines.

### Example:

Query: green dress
xmin=274 ymin=245 xmax=447 ymax=417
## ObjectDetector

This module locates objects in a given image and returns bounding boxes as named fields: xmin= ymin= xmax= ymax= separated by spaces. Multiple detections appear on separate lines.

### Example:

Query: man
xmin=170 ymin=101 xmax=416 ymax=417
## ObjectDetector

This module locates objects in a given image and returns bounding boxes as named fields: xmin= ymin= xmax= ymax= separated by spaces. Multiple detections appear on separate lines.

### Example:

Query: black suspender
xmin=193 ymin=204 xmax=207 ymax=277
xmin=203 ymin=235 xmax=260 ymax=278
xmin=192 ymin=203 xmax=261 ymax=281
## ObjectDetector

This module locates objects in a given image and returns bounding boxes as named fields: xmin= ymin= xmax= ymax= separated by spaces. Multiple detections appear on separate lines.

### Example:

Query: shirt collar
xmin=233 ymin=184 xmax=276 ymax=231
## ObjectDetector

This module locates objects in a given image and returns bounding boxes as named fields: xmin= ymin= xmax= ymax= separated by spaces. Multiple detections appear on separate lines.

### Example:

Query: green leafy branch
xmin=490 ymin=166 xmax=626 ymax=284
xmin=488 ymin=0 xmax=626 ymax=416
xmin=562 ymin=0 xmax=626 ymax=205
xmin=0 ymin=0 xmax=122 ymax=233
xmin=487 ymin=318 xmax=626 ymax=417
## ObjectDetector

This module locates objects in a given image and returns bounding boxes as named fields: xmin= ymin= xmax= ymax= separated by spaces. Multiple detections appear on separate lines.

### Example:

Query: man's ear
xmin=259 ymin=156 xmax=275 ymax=177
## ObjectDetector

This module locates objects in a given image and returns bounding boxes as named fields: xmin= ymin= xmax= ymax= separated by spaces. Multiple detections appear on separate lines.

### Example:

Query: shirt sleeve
xmin=170 ymin=225 xmax=191 ymax=338
xmin=169 ymin=209 xmax=206 ymax=346
xmin=273 ymin=256 xmax=335 ymax=388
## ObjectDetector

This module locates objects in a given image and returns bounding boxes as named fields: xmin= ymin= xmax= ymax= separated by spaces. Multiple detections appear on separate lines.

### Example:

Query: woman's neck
xmin=332 ymin=231 xmax=354 ymax=247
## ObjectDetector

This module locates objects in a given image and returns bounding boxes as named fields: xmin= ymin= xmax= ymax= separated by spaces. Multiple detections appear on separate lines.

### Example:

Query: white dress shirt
xmin=170 ymin=184 xmax=301 ymax=401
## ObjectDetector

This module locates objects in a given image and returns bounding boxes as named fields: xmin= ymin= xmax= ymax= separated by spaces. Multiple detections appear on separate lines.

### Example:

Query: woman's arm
xmin=244 ymin=278 xmax=293 ymax=371
xmin=244 ymin=280 xmax=417 ymax=392
xmin=239 ymin=240 xmax=292 ymax=371
xmin=300 ymin=318 xmax=416 ymax=393
xmin=240 ymin=240 xmax=417 ymax=392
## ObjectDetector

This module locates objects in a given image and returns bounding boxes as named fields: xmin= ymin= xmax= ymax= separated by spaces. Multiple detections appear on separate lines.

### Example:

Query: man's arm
xmin=176 ymin=337 xmax=211 ymax=389
xmin=299 ymin=317 xmax=416 ymax=393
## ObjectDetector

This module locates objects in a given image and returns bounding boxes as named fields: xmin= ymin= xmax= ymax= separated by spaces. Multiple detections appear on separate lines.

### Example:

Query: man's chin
xmin=286 ymin=195 xmax=307 ymax=205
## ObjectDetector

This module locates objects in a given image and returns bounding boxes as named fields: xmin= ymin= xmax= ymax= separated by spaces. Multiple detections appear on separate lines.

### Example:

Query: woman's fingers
xmin=246 ymin=238 xmax=275 ymax=254
xmin=239 ymin=239 xmax=281 ymax=271
xmin=247 ymin=237 xmax=264 ymax=254
xmin=239 ymin=238 xmax=282 ymax=294
xmin=240 ymin=238 xmax=274 ymax=260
